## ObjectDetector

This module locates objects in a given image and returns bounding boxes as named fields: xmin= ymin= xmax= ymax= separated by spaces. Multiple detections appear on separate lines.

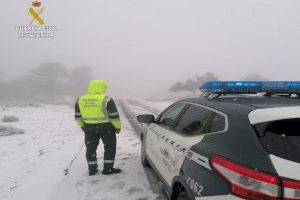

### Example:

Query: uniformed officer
xmin=75 ymin=80 xmax=122 ymax=176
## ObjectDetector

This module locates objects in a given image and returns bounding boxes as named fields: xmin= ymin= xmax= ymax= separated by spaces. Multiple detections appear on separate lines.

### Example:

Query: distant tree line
xmin=0 ymin=63 xmax=93 ymax=103
xmin=169 ymin=72 xmax=267 ymax=95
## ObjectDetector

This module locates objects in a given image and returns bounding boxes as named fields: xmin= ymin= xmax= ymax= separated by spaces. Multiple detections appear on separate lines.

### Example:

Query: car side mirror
xmin=137 ymin=114 xmax=155 ymax=123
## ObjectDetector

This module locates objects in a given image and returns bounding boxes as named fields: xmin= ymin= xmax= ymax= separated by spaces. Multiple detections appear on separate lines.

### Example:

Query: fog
xmin=1 ymin=0 xmax=300 ymax=99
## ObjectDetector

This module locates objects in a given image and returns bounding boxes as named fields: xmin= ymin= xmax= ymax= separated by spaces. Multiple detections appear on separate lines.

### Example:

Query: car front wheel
xmin=177 ymin=191 xmax=191 ymax=200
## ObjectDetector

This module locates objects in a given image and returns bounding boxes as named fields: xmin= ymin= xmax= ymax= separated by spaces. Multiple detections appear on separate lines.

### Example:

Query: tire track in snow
xmin=117 ymin=100 xmax=142 ymax=138
xmin=64 ymin=142 xmax=85 ymax=176
xmin=127 ymin=100 xmax=160 ymax=116
xmin=117 ymin=100 xmax=167 ymax=200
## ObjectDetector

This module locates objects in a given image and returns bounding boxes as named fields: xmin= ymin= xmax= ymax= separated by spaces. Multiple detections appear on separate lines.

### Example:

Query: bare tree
xmin=30 ymin=63 xmax=68 ymax=102
xmin=196 ymin=72 xmax=219 ymax=83
xmin=169 ymin=81 xmax=189 ymax=92
xmin=3 ymin=76 xmax=36 ymax=101
xmin=169 ymin=72 xmax=218 ymax=95
xmin=242 ymin=74 xmax=268 ymax=81
xmin=67 ymin=65 xmax=93 ymax=97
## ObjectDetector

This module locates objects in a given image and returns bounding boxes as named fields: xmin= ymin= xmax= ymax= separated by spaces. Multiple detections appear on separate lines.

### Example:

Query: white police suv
xmin=137 ymin=81 xmax=300 ymax=200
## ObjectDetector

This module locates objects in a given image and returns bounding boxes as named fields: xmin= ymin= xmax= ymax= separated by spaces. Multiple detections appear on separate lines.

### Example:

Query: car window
xmin=255 ymin=119 xmax=300 ymax=163
xmin=174 ymin=105 xmax=215 ymax=136
xmin=209 ymin=113 xmax=226 ymax=132
xmin=157 ymin=103 xmax=186 ymax=128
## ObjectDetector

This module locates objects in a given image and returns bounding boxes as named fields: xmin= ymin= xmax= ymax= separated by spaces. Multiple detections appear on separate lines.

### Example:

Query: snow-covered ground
xmin=0 ymin=102 xmax=160 ymax=200
xmin=0 ymin=104 xmax=83 ymax=200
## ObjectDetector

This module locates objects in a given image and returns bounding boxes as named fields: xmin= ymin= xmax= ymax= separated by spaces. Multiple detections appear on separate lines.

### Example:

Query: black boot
xmin=88 ymin=164 xmax=98 ymax=176
xmin=102 ymin=168 xmax=122 ymax=175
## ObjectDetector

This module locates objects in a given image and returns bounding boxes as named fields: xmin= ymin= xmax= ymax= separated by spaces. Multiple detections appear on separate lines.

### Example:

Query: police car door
xmin=158 ymin=103 xmax=216 ymax=186
xmin=149 ymin=103 xmax=187 ymax=178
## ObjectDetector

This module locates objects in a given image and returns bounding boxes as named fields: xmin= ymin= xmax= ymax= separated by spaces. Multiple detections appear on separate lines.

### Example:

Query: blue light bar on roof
xmin=200 ymin=81 xmax=300 ymax=94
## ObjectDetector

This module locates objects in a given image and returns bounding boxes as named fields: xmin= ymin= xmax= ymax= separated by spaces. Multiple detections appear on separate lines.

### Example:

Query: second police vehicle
xmin=137 ymin=81 xmax=300 ymax=200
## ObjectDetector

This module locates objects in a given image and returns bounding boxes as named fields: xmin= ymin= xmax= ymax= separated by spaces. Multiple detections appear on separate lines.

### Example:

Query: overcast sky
xmin=0 ymin=0 xmax=300 ymax=97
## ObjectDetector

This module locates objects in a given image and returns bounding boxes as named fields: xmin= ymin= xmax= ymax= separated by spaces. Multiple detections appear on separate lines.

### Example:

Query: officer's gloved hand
xmin=115 ymin=129 xmax=121 ymax=134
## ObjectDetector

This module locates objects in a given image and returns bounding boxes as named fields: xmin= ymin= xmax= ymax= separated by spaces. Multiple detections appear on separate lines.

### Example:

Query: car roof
xmin=178 ymin=96 xmax=300 ymax=115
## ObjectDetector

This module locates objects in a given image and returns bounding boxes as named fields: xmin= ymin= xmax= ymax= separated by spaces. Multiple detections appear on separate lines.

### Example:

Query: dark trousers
xmin=83 ymin=123 xmax=116 ymax=170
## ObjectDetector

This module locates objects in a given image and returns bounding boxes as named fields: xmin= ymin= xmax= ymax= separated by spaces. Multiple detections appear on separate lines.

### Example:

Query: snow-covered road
xmin=0 ymin=100 xmax=169 ymax=200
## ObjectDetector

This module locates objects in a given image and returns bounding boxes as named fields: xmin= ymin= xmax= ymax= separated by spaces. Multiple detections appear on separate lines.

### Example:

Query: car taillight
xmin=282 ymin=177 xmax=300 ymax=200
xmin=210 ymin=156 xmax=279 ymax=200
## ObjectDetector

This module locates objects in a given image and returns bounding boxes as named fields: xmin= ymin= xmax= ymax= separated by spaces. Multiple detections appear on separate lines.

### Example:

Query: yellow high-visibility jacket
xmin=74 ymin=81 xmax=121 ymax=131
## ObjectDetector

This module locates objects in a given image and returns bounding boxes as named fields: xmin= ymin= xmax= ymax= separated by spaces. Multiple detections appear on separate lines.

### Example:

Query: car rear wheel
xmin=141 ymin=134 xmax=150 ymax=167
xmin=177 ymin=191 xmax=191 ymax=200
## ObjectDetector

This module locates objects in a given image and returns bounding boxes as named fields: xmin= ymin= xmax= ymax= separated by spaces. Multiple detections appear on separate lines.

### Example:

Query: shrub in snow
xmin=0 ymin=126 xmax=24 ymax=136
xmin=2 ymin=115 xmax=19 ymax=122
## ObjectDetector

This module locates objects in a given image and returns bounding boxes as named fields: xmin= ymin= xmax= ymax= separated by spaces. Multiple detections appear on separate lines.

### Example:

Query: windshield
xmin=255 ymin=119 xmax=300 ymax=163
